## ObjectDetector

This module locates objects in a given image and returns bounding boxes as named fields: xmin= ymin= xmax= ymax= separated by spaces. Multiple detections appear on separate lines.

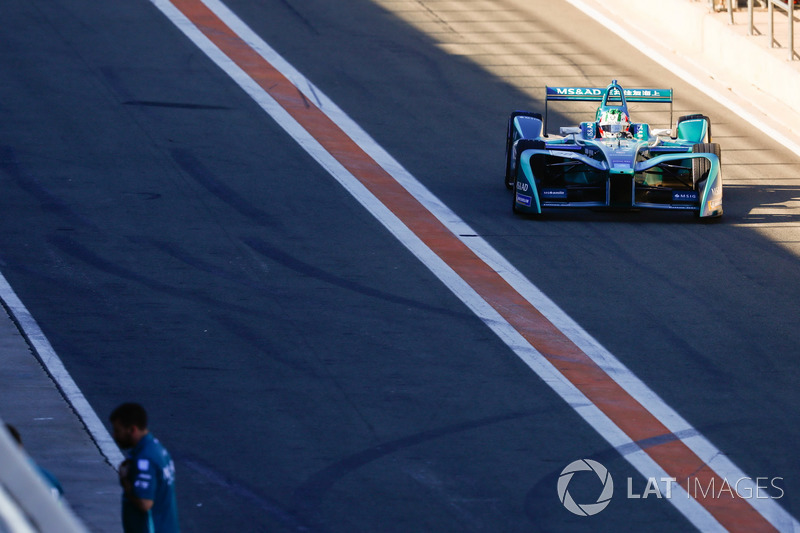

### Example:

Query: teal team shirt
xmin=28 ymin=458 xmax=63 ymax=499
xmin=123 ymin=433 xmax=179 ymax=533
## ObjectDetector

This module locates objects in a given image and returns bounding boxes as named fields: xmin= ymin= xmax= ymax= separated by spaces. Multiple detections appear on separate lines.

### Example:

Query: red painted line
xmin=168 ymin=0 xmax=776 ymax=529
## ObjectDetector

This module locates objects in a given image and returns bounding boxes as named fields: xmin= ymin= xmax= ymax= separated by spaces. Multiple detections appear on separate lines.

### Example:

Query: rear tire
xmin=677 ymin=114 xmax=712 ymax=142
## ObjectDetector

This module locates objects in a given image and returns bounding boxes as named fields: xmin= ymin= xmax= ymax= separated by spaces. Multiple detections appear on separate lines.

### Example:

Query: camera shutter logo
xmin=557 ymin=459 xmax=614 ymax=516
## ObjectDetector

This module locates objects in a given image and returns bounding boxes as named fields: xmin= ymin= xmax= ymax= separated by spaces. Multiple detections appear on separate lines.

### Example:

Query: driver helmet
xmin=599 ymin=108 xmax=630 ymax=136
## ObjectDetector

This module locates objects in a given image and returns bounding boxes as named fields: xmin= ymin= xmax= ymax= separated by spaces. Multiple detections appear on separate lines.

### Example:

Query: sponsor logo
xmin=626 ymin=89 xmax=662 ymax=97
xmin=557 ymin=459 xmax=614 ymax=516
xmin=542 ymin=189 xmax=567 ymax=199
xmin=555 ymin=87 xmax=603 ymax=96
xmin=163 ymin=461 xmax=176 ymax=485
xmin=552 ymin=88 xmax=667 ymax=98
xmin=550 ymin=150 xmax=579 ymax=158
xmin=610 ymin=157 xmax=630 ymax=168
xmin=515 ymin=193 xmax=532 ymax=207
xmin=516 ymin=181 xmax=529 ymax=192
xmin=673 ymin=191 xmax=699 ymax=202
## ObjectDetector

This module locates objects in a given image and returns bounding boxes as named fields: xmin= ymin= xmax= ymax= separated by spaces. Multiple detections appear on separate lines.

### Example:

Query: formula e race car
xmin=504 ymin=80 xmax=722 ymax=218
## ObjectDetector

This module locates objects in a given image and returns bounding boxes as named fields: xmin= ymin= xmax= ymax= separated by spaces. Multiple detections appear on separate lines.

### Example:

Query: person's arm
xmin=118 ymin=460 xmax=155 ymax=512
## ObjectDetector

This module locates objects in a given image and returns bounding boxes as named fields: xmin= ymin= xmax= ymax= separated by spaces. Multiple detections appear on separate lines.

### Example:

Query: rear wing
xmin=544 ymin=84 xmax=673 ymax=134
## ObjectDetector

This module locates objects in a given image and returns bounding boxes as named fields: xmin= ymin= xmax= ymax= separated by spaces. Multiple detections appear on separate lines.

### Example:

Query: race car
xmin=504 ymin=80 xmax=722 ymax=218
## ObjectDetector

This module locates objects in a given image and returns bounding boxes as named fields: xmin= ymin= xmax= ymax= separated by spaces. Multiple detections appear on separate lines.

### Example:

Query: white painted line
xmin=0 ymin=272 xmax=124 ymax=468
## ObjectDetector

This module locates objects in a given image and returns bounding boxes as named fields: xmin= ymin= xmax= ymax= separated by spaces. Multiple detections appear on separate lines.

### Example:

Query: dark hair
xmin=5 ymin=424 xmax=22 ymax=445
xmin=109 ymin=403 xmax=148 ymax=430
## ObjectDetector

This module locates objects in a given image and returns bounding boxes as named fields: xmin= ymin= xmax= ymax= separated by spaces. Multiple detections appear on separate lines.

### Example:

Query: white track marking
xmin=0 ymin=272 xmax=124 ymax=468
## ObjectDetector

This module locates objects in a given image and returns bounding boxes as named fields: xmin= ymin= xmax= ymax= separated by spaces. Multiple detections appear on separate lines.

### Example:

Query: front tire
xmin=504 ymin=112 xmax=543 ymax=189
xmin=691 ymin=142 xmax=721 ymax=188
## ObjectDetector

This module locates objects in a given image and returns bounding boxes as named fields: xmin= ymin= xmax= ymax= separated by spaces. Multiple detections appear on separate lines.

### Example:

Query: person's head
xmin=5 ymin=424 xmax=22 ymax=447
xmin=109 ymin=403 xmax=149 ymax=450
xmin=598 ymin=108 xmax=630 ymax=137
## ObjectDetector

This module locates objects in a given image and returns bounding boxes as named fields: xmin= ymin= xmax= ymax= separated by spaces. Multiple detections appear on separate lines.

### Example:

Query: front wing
xmin=512 ymin=149 xmax=723 ymax=218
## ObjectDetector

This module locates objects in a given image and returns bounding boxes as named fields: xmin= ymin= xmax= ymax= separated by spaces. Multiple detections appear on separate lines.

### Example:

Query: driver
xmin=598 ymin=108 xmax=630 ymax=138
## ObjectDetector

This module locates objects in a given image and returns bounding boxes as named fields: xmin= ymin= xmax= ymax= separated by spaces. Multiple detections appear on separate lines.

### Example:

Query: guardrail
xmin=715 ymin=0 xmax=798 ymax=60
xmin=764 ymin=0 xmax=796 ymax=59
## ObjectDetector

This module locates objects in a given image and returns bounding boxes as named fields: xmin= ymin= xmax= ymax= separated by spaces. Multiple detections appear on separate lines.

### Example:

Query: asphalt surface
xmin=1 ymin=0 xmax=800 ymax=531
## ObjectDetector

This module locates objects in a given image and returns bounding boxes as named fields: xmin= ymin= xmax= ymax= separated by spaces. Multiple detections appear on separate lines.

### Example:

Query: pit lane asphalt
xmin=1 ymin=0 xmax=799 ymax=531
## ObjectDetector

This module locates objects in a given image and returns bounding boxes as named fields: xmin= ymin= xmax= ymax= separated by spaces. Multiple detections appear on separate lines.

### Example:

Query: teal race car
xmin=505 ymin=80 xmax=722 ymax=218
